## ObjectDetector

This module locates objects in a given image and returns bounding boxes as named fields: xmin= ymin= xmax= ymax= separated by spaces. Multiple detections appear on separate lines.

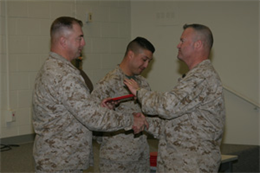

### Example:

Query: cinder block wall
xmin=0 ymin=1 xmax=131 ymax=139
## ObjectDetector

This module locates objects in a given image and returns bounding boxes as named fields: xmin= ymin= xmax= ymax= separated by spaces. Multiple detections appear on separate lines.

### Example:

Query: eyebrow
xmin=144 ymin=55 xmax=153 ymax=61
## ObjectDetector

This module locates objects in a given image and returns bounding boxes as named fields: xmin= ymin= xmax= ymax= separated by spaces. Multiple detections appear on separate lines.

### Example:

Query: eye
xmin=78 ymin=36 xmax=84 ymax=42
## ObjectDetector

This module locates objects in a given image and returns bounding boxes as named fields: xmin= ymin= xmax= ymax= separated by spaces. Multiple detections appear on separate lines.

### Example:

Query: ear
xmin=59 ymin=36 xmax=67 ymax=48
xmin=127 ymin=50 xmax=135 ymax=59
xmin=194 ymin=40 xmax=203 ymax=50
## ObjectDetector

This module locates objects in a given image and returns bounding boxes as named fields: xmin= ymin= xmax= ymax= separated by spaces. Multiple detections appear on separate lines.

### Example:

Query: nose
xmin=82 ymin=38 xmax=86 ymax=46
xmin=143 ymin=61 xmax=149 ymax=68
xmin=177 ymin=42 xmax=181 ymax=49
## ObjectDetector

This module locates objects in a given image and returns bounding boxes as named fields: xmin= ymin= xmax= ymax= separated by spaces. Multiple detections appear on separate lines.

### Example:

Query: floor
xmin=0 ymin=139 xmax=159 ymax=173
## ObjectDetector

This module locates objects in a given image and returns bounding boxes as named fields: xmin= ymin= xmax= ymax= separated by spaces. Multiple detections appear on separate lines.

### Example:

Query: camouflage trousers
xmin=99 ymin=158 xmax=150 ymax=173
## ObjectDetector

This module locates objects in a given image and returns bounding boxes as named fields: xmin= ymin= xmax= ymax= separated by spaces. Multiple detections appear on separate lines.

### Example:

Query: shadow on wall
xmin=177 ymin=60 xmax=189 ymax=76
xmin=177 ymin=49 xmax=215 ymax=76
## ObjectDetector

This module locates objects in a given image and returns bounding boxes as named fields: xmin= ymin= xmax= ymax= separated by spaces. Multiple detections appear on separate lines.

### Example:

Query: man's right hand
xmin=101 ymin=98 xmax=120 ymax=110
xmin=124 ymin=78 xmax=140 ymax=96
xmin=132 ymin=112 xmax=149 ymax=134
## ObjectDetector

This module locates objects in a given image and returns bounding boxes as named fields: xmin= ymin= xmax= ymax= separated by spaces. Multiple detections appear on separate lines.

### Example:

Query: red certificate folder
xmin=107 ymin=94 xmax=135 ymax=101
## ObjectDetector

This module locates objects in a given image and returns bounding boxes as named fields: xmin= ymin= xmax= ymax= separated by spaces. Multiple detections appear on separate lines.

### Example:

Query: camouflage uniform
xmin=91 ymin=65 xmax=151 ymax=173
xmin=138 ymin=60 xmax=226 ymax=173
xmin=32 ymin=52 xmax=133 ymax=172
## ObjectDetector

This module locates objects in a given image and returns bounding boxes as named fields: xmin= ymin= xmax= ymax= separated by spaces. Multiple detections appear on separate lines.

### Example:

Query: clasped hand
xmin=101 ymin=99 xmax=148 ymax=134
xmin=132 ymin=112 xmax=149 ymax=134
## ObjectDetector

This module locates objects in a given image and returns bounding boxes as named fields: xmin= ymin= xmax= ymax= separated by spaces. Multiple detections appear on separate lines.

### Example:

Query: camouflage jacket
xmin=32 ymin=52 xmax=133 ymax=171
xmin=138 ymin=60 xmax=226 ymax=172
xmin=91 ymin=65 xmax=151 ymax=162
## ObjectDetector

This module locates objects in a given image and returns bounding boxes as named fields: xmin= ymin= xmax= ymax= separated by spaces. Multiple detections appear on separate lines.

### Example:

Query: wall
xmin=0 ymin=1 xmax=5 ymax=138
xmin=131 ymin=1 xmax=259 ymax=145
xmin=0 ymin=0 xmax=131 ymax=139
xmin=1 ymin=0 xmax=259 ymax=146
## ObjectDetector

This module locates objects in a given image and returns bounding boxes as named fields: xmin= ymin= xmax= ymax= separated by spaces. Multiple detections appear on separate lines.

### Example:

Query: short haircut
xmin=124 ymin=37 xmax=155 ymax=57
xmin=50 ymin=16 xmax=83 ymax=43
xmin=183 ymin=23 xmax=214 ymax=49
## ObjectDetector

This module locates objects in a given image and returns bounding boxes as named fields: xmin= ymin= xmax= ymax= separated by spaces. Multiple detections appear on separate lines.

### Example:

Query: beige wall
xmin=0 ymin=0 xmax=131 ymax=138
xmin=1 ymin=0 xmax=259 ymax=146
xmin=131 ymin=1 xmax=259 ymax=145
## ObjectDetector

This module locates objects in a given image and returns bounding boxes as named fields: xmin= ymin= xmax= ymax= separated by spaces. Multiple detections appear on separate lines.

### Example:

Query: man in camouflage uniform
xmin=91 ymin=37 xmax=155 ymax=172
xmin=124 ymin=24 xmax=226 ymax=172
xmin=32 ymin=17 xmax=147 ymax=173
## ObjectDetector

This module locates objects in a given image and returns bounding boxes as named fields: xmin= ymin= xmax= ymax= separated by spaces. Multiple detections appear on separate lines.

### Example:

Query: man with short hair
xmin=91 ymin=37 xmax=155 ymax=173
xmin=32 ymin=16 xmax=147 ymax=173
xmin=124 ymin=24 xmax=226 ymax=172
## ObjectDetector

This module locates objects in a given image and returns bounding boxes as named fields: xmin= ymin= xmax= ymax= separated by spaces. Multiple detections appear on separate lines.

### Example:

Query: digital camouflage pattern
xmin=138 ymin=60 xmax=226 ymax=173
xmin=91 ymin=65 xmax=151 ymax=173
xmin=32 ymin=52 xmax=133 ymax=172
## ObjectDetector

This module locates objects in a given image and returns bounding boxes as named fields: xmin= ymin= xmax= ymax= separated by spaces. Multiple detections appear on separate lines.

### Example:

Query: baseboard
xmin=0 ymin=134 xmax=35 ymax=144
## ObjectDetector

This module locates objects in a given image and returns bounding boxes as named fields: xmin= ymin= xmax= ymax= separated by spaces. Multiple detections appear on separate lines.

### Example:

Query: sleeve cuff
xmin=124 ymin=114 xmax=133 ymax=131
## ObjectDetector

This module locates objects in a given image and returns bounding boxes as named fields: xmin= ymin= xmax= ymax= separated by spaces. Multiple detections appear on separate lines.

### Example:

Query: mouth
xmin=139 ymin=68 xmax=145 ymax=73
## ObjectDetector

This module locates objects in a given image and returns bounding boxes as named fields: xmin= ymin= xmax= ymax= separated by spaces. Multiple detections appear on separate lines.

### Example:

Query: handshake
xmin=101 ymin=98 xmax=148 ymax=134
xmin=132 ymin=112 xmax=149 ymax=134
